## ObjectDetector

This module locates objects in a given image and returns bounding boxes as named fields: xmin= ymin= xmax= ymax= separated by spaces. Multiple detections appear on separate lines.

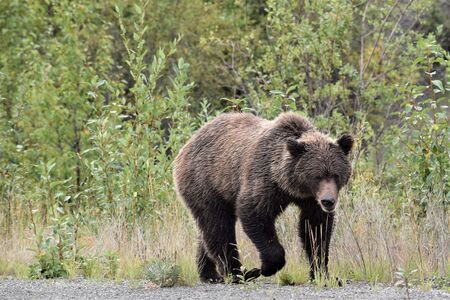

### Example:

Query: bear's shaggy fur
xmin=173 ymin=112 xmax=353 ymax=282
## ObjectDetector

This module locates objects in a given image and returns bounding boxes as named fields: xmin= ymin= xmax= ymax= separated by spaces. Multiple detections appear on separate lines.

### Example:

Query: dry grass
xmin=0 ymin=172 xmax=448 ymax=286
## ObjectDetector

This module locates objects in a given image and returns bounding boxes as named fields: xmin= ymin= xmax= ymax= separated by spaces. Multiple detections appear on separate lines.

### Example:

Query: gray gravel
xmin=0 ymin=279 xmax=449 ymax=299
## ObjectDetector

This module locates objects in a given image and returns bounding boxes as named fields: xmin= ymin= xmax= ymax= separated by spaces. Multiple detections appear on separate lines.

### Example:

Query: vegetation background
xmin=0 ymin=0 xmax=448 ymax=288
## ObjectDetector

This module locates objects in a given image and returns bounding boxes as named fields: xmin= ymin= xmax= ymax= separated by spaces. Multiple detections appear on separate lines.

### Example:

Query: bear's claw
xmin=230 ymin=268 xmax=261 ymax=283
xmin=200 ymin=276 xmax=224 ymax=284
xmin=243 ymin=268 xmax=261 ymax=281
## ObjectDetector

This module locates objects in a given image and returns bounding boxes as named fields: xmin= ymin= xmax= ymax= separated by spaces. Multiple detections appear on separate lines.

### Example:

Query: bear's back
xmin=173 ymin=112 xmax=314 ymax=207
xmin=174 ymin=113 xmax=270 ymax=204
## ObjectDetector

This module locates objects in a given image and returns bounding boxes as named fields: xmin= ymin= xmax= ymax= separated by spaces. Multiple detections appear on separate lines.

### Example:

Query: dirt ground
xmin=1 ymin=279 xmax=449 ymax=299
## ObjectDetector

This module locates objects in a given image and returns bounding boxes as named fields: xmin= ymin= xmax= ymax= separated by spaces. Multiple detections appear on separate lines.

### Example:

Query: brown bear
xmin=173 ymin=112 xmax=353 ymax=283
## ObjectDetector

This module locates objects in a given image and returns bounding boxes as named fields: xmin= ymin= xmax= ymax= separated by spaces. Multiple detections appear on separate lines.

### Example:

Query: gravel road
xmin=0 ymin=279 xmax=449 ymax=299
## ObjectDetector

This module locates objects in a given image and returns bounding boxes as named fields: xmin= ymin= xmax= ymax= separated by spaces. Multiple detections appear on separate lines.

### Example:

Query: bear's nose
xmin=320 ymin=198 xmax=335 ymax=209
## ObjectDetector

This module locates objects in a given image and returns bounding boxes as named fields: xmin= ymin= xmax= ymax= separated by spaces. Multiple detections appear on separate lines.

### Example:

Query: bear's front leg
xmin=239 ymin=201 xmax=286 ymax=277
xmin=298 ymin=201 xmax=335 ymax=281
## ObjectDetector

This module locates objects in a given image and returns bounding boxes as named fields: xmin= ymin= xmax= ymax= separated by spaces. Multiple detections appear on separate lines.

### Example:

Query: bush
xmin=102 ymin=251 xmax=119 ymax=279
xmin=28 ymin=247 xmax=68 ymax=279
xmin=141 ymin=260 xmax=181 ymax=287
xmin=75 ymin=255 xmax=96 ymax=278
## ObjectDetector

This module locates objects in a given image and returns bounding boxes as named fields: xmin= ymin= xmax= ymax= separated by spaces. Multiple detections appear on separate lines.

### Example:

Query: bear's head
xmin=282 ymin=132 xmax=353 ymax=213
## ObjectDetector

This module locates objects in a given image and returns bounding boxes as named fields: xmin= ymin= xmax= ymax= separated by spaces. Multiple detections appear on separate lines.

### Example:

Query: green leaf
xmin=95 ymin=80 xmax=106 ymax=88
xmin=134 ymin=4 xmax=142 ymax=15
xmin=431 ymin=80 xmax=444 ymax=93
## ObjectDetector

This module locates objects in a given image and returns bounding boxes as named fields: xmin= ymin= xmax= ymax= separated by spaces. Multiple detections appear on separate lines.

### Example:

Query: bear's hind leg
xmin=197 ymin=239 xmax=223 ymax=283
xmin=198 ymin=201 xmax=243 ymax=281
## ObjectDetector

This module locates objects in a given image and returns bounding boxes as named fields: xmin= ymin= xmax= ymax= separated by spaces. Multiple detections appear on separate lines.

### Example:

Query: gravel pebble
xmin=0 ymin=279 xmax=449 ymax=299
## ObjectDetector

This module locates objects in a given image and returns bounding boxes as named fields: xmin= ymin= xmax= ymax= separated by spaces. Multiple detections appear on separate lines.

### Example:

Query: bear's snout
xmin=316 ymin=179 xmax=338 ymax=213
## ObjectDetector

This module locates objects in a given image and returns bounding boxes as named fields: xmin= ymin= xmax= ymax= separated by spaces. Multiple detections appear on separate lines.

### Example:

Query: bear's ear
xmin=286 ymin=138 xmax=307 ymax=157
xmin=337 ymin=134 xmax=353 ymax=155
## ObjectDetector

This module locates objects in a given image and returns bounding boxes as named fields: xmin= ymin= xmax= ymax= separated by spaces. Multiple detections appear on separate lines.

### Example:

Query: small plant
xmin=278 ymin=271 xmax=297 ymax=286
xmin=428 ymin=275 xmax=450 ymax=290
xmin=103 ymin=251 xmax=119 ymax=279
xmin=28 ymin=247 xmax=68 ymax=279
xmin=276 ymin=261 xmax=309 ymax=286
xmin=394 ymin=267 xmax=418 ymax=300
xmin=75 ymin=255 xmax=96 ymax=278
xmin=312 ymin=271 xmax=345 ymax=288
xmin=142 ymin=259 xmax=181 ymax=287
xmin=228 ymin=266 xmax=261 ymax=285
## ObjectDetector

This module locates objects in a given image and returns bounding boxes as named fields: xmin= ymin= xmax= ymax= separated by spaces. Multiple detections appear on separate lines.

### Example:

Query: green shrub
xmin=28 ymin=247 xmax=68 ymax=279
xmin=103 ymin=251 xmax=119 ymax=279
xmin=142 ymin=260 xmax=181 ymax=287
xmin=75 ymin=255 xmax=96 ymax=278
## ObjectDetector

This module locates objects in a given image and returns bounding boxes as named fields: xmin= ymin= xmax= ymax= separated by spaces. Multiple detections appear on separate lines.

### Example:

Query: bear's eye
xmin=314 ymin=176 xmax=321 ymax=181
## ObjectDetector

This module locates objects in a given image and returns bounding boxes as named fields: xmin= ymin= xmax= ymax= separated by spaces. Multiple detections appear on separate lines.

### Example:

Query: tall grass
xmin=1 ymin=167 xmax=448 ymax=285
